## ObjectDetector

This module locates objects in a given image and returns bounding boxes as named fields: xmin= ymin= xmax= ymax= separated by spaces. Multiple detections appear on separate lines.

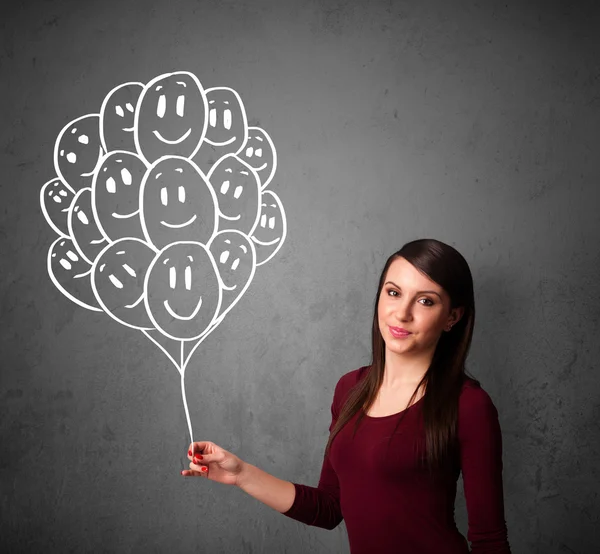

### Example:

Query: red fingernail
xmin=201 ymin=467 xmax=207 ymax=472
xmin=197 ymin=455 xmax=203 ymax=460
xmin=181 ymin=471 xmax=185 ymax=475
xmin=188 ymin=450 xmax=192 ymax=456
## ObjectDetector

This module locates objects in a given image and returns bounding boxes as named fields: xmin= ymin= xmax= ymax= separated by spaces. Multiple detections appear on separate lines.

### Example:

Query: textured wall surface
xmin=2 ymin=0 xmax=599 ymax=552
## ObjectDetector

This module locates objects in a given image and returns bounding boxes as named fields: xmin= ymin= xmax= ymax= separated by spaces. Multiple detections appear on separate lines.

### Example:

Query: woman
xmin=182 ymin=238 xmax=512 ymax=553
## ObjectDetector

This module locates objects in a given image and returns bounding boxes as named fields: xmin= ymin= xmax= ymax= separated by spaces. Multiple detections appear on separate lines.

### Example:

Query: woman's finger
xmin=190 ymin=460 xmax=209 ymax=476
xmin=188 ymin=441 xmax=210 ymax=457
xmin=181 ymin=469 xmax=202 ymax=477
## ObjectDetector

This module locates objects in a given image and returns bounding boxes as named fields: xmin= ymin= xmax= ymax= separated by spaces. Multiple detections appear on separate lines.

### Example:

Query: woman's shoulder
xmin=332 ymin=365 xmax=370 ymax=399
xmin=458 ymin=376 xmax=499 ymax=419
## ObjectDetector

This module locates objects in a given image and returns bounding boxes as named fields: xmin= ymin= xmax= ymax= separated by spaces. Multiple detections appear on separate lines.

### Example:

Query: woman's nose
xmin=394 ymin=300 xmax=412 ymax=320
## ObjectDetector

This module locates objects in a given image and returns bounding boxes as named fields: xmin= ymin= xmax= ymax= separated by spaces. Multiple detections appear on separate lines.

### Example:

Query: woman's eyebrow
xmin=384 ymin=281 xmax=442 ymax=299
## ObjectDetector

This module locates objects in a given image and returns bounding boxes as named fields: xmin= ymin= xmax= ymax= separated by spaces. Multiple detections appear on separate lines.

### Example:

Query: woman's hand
xmin=182 ymin=441 xmax=245 ymax=486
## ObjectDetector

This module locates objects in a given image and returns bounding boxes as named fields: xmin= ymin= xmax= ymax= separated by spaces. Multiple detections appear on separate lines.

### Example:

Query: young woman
xmin=182 ymin=238 xmax=512 ymax=553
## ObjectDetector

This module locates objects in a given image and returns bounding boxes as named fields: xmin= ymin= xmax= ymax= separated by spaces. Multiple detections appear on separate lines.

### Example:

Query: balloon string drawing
xmin=40 ymin=71 xmax=287 ymax=444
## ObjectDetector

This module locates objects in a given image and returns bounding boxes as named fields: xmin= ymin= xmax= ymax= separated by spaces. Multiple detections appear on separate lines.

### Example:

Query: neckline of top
xmin=363 ymin=395 xmax=425 ymax=420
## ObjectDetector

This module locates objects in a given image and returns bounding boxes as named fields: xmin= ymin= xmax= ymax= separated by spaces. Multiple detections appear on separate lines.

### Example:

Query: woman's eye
xmin=388 ymin=290 xmax=398 ymax=296
xmin=420 ymin=298 xmax=434 ymax=306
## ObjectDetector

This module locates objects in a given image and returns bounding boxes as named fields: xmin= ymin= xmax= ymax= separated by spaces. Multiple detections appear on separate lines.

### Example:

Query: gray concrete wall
xmin=2 ymin=0 xmax=599 ymax=552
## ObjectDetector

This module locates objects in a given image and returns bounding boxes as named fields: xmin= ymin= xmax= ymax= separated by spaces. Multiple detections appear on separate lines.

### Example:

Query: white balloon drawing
xmin=40 ymin=70 xmax=288 ymax=445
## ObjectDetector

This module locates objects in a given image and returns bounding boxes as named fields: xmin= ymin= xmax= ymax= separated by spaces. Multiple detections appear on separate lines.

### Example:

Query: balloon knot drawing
xmin=40 ymin=71 xmax=287 ymax=443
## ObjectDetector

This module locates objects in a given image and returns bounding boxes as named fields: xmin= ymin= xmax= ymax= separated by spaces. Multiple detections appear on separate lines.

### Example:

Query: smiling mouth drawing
xmin=125 ymin=293 xmax=144 ymax=309
xmin=153 ymin=128 xmax=192 ymax=145
xmin=112 ymin=209 xmax=140 ymax=219
xmin=204 ymin=136 xmax=236 ymax=147
xmin=253 ymin=162 xmax=268 ymax=171
xmin=219 ymin=213 xmax=241 ymax=221
xmin=222 ymin=283 xmax=237 ymax=291
xmin=123 ymin=126 xmax=135 ymax=132
xmin=164 ymin=297 xmax=203 ymax=320
xmin=251 ymin=236 xmax=280 ymax=246
xmin=160 ymin=214 xmax=197 ymax=228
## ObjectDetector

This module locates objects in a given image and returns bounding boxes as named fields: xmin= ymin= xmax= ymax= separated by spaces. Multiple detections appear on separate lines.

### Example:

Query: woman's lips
xmin=389 ymin=326 xmax=412 ymax=338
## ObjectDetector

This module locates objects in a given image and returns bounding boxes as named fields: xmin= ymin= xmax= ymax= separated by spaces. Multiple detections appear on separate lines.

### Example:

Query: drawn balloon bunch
xmin=40 ymin=71 xmax=287 ymax=441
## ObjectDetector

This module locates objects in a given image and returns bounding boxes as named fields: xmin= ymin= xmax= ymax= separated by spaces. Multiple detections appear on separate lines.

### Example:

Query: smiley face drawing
xmin=54 ymin=114 xmax=104 ymax=192
xmin=48 ymin=237 xmax=101 ymax=312
xmin=250 ymin=190 xmax=287 ymax=266
xmin=40 ymin=177 xmax=76 ymax=237
xmin=92 ymin=150 xmax=147 ymax=242
xmin=208 ymin=230 xmax=256 ymax=323
xmin=92 ymin=238 xmax=157 ymax=330
xmin=207 ymin=154 xmax=261 ymax=236
xmin=68 ymin=188 xmax=108 ymax=264
xmin=193 ymin=87 xmax=248 ymax=174
xmin=238 ymin=126 xmax=277 ymax=189
xmin=140 ymin=156 xmax=218 ymax=251
xmin=144 ymin=241 xmax=221 ymax=340
xmin=100 ymin=82 xmax=144 ymax=154
xmin=134 ymin=71 xmax=208 ymax=165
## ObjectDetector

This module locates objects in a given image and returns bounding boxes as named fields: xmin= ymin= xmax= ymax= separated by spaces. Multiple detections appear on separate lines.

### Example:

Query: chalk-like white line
xmin=67 ymin=187 xmax=107 ymax=264
xmin=112 ymin=209 xmax=140 ymax=219
xmin=99 ymin=81 xmax=144 ymax=153
xmin=124 ymin=293 xmax=144 ymax=309
xmin=40 ymin=177 xmax=74 ymax=238
xmin=247 ymin=126 xmax=277 ymax=190
xmin=143 ymin=240 xmax=223 ymax=342
xmin=251 ymin=236 xmax=280 ymax=247
xmin=204 ymin=86 xmax=249 ymax=157
xmin=164 ymin=297 xmax=203 ymax=321
xmin=142 ymin=330 xmax=182 ymax=375
xmin=204 ymin=136 xmax=236 ymax=147
xmin=152 ymin=128 xmax=192 ymax=145
xmin=219 ymin=212 xmax=241 ymax=221
xmin=160 ymin=214 xmax=197 ymax=229
xmin=90 ymin=237 xmax=157 ymax=330
xmin=134 ymin=72 xmax=208 ymax=166
xmin=80 ymin=147 xmax=105 ymax=177
xmin=47 ymin=237 xmax=102 ymax=312
xmin=139 ymin=155 xmax=218 ymax=250
xmin=253 ymin=190 xmax=287 ymax=266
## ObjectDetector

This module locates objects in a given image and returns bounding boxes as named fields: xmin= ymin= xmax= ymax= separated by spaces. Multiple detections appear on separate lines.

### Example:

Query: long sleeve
xmin=458 ymin=386 xmax=511 ymax=553
xmin=281 ymin=381 xmax=344 ymax=530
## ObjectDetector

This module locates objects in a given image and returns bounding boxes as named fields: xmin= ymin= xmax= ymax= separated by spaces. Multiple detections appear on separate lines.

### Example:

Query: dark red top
xmin=282 ymin=366 xmax=511 ymax=553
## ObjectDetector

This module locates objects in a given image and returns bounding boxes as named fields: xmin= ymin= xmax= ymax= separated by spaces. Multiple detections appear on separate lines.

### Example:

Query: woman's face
xmin=377 ymin=257 xmax=459 ymax=358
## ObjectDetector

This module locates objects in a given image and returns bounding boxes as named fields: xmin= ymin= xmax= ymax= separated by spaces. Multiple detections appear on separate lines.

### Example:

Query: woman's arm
xmin=236 ymin=462 xmax=296 ymax=513
xmin=459 ymin=385 xmax=512 ymax=553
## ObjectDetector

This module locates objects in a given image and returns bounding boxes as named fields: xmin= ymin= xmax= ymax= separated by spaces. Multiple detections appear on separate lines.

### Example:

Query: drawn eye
xmin=231 ymin=258 xmax=240 ymax=271
xmin=157 ymin=95 xmax=166 ymax=118
xmin=122 ymin=264 xmax=136 ymax=277
xmin=185 ymin=266 xmax=191 ymax=290
xmin=161 ymin=187 xmax=168 ymax=206
xmin=106 ymin=177 xmax=116 ymax=194
xmin=115 ymin=105 xmax=125 ymax=117
xmin=121 ymin=168 xmax=132 ymax=185
xmin=176 ymin=95 xmax=185 ymax=117
xmin=219 ymin=250 xmax=230 ymax=264
xmin=233 ymin=186 xmax=243 ymax=199
xmin=109 ymin=274 xmax=124 ymax=289
xmin=209 ymin=108 xmax=217 ymax=127
xmin=178 ymin=186 xmax=186 ymax=203
xmin=224 ymin=109 xmax=232 ymax=130
xmin=169 ymin=266 xmax=176 ymax=289
xmin=220 ymin=181 xmax=230 ymax=195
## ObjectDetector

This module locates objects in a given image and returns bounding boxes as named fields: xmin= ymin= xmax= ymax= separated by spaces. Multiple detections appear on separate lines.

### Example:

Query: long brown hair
xmin=323 ymin=238 xmax=480 ymax=475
